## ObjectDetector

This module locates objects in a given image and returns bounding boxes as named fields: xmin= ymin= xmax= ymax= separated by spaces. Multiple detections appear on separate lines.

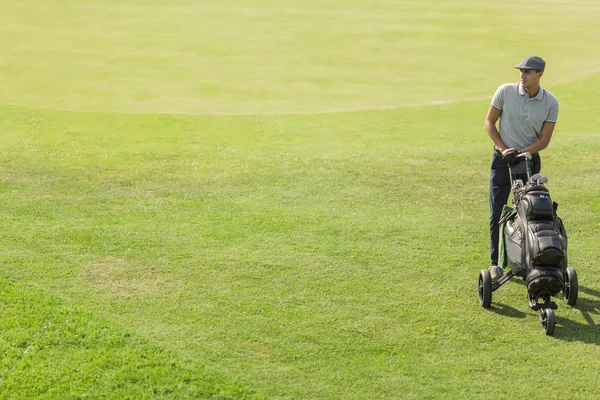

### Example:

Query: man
xmin=484 ymin=55 xmax=559 ymax=281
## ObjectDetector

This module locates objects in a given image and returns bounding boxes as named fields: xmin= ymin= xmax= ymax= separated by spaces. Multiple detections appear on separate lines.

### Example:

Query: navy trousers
xmin=489 ymin=151 xmax=541 ymax=265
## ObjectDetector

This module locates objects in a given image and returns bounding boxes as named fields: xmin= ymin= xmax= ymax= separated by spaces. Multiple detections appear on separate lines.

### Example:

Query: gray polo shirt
xmin=491 ymin=83 xmax=559 ymax=150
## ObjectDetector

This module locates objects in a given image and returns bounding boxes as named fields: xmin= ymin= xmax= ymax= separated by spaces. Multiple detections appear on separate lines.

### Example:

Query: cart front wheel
xmin=540 ymin=308 xmax=556 ymax=336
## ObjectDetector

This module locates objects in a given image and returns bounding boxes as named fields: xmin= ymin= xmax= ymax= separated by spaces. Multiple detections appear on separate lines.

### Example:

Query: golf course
xmin=1 ymin=0 xmax=599 ymax=398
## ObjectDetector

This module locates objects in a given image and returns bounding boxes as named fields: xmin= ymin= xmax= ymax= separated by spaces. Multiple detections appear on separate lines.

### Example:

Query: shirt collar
xmin=518 ymin=83 xmax=545 ymax=100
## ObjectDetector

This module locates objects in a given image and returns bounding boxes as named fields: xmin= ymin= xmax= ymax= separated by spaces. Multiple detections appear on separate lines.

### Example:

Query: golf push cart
xmin=478 ymin=152 xmax=578 ymax=335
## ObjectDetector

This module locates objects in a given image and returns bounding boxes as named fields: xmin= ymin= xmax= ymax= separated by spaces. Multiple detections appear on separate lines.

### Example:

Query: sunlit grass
xmin=1 ymin=0 xmax=600 ymax=398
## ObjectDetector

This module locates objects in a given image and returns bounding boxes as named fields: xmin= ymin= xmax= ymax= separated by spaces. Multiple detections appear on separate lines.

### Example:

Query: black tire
xmin=540 ymin=308 xmax=556 ymax=336
xmin=563 ymin=267 xmax=578 ymax=307
xmin=478 ymin=269 xmax=492 ymax=308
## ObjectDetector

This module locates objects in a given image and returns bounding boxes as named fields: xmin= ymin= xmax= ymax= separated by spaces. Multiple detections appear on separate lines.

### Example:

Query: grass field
xmin=1 ymin=0 xmax=600 ymax=398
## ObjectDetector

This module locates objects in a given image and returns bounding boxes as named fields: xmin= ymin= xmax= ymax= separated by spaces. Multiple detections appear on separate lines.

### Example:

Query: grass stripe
xmin=0 ymin=275 xmax=262 ymax=399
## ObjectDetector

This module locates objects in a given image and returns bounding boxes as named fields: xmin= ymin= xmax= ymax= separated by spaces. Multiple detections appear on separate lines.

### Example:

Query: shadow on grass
xmin=487 ymin=284 xmax=600 ymax=343
xmin=553 ymin=285 xmax=600 ymax=345
xmin=488 ymin=303 xmax=527 ymax=319
xmin=485 ymin=276 xmax=527 ymax=318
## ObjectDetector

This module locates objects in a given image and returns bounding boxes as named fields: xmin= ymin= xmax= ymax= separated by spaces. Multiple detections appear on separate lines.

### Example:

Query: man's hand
xmin=501 ymin=148 xmax=518 ymax=165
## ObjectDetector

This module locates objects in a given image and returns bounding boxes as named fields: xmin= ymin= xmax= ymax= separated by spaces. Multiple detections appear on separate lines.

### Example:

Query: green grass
xmin=2 ymin=0 xmax=600 ymax=398
xmin=0 ymin=276 xmax=258 ymax=399
xmin=1 ymin=0 xmax=600 ymax=114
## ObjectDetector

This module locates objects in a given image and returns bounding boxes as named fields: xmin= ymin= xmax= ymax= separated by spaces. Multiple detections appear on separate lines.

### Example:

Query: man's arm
xmin=484 ymin=105 xmax=512 ymax=153
xmin=520 ymin=121 xmax=556 ymax=155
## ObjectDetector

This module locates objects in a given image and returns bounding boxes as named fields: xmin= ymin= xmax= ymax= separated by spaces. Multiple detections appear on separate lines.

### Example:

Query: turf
xmin=0 ymin=276 xmax=258 ymax=399
xmin=1 ymin=0 xmax=600 ymax=399
xmin=1 ymin=0 xmax=600 ymax=114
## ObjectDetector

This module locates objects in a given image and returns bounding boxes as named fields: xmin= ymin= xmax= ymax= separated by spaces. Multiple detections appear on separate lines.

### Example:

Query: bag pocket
xmin=520 ymin=193 xmax=554 ymax=221
xmin=528 ymin=223 xmax=564 ymax=267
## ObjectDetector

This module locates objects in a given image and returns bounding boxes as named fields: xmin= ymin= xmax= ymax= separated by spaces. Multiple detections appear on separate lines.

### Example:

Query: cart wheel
xmin=540 ymin=308 xmax=556 ymax=336
xmin=563 ymin=267 xmax=578 ymax=307
xmin=478 ymin=269 xmax=492 ymax=308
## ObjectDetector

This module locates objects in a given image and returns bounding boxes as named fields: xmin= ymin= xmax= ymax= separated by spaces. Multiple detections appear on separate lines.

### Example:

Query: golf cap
xmin=515 ymin=55 xmax=545 ymax=71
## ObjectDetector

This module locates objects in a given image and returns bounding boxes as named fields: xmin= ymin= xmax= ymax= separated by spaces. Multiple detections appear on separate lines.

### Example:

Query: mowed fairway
xmin=1 ymin=1 xmax=600 ymax=399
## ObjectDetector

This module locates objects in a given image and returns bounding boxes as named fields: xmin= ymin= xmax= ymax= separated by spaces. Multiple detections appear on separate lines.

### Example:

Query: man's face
xmin=519 ymin=69 xmax=543 ymax=91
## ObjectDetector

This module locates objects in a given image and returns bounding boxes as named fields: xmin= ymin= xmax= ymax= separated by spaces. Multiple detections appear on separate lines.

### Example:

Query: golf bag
xmin=501 ymin=154 xmax=567 ymax=302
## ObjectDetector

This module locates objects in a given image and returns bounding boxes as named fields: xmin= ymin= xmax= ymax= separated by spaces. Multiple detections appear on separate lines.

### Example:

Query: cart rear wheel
xmin=563 ymin=267 xmax=578 ymax=307
xmin=478 ymin=269 xmax=492 ymax=308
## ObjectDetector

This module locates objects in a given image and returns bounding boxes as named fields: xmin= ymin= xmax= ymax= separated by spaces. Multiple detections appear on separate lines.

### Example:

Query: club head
xmin=517 ymin=152 xmax=532 ymax=160
xmin=530 ymin=173 xmax=542 ymax=183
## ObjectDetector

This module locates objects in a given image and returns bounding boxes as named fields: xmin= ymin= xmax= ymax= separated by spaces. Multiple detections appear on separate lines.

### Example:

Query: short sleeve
xmin=491 ymin=85 xmax=505 ymax=110
xmin=546 ymin=100 xmax=559 ymax=123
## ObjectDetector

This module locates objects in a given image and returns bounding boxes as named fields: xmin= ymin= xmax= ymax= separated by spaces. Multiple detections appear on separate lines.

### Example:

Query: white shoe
xmin=488 ymin=265 xmax=504 ymax=282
